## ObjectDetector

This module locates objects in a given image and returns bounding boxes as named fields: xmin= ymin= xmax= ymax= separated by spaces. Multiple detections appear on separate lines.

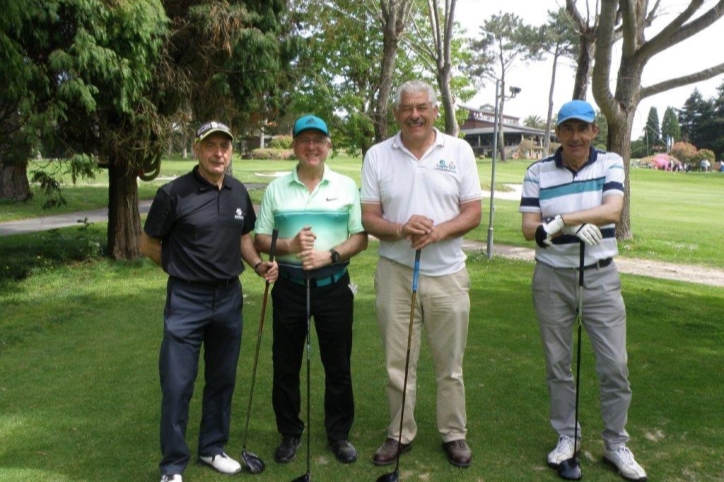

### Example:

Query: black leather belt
xmin=170 ymin=276 xmax=238 ymax=287
xmin=583 ymin=257 xmax=613 ymax=270
xmin=539 ymin=257 xmax=613 ymax=271
xmin=280 ymin=269 xmax=347 ymax=288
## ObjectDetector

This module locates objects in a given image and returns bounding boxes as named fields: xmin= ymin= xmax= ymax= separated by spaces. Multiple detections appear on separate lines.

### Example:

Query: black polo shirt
xmin=144 ymin=166 xmax=256 ymax=282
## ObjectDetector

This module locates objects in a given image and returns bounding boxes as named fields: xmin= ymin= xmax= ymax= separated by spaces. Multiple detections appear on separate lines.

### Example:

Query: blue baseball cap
xmin=293 ymin=115 xmax=330 ymax=138
xmin=556 ymin=100 xmax=596 ymax=126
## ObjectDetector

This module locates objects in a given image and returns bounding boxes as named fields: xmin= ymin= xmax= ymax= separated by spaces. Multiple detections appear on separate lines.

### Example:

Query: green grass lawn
xmin=3 ymin=155 xmax=724 ymax=270
xmin=1 ymin=243 xmax=723 ymax=481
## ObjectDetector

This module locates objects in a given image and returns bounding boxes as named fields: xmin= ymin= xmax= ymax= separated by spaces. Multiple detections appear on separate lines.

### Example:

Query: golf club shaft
xmin=305 ymin=273 xmax=311 ymax=475
xmin=242 ymin=229 xmax=278 ymax=448
xmin=573 ymin=242 xmax=585 ymax=454
xmin=392 ymin=249 xmax=422 ymax=472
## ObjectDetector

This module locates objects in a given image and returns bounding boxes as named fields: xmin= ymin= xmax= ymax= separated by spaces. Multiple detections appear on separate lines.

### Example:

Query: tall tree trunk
xmin=374 ymin=32 xmax=399 ymax=143
xmin=497 ymin=94 xmax=506 ymax=161
xmin=606 ymin=112 xmax=635 ymax=240
xmin=107 ymin=159 xmax=141 ymax=260
xmin=544 ymin=47 xmax=560 ymax=156
xmin=0 ymin=161 xmax=31 ymax=201
xmin=438 ymin=68 xmax=458 ymax=136
xmin=572 ymin=34 xmax=595 ymax=100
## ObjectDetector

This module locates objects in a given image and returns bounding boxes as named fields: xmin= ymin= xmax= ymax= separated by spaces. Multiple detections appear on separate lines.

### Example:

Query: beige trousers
xmin=374 ymin=257 xmax=470 ymax=444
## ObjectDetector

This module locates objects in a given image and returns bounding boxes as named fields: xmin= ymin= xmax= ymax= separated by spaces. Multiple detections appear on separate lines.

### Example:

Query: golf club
xmin=290 ymin=273 xmax=312 ymax=482
xmin=240 ymin=229 xmax=279 ymax=474
xmin=557 ymin=242 xmax=585 ymax=481
xmin=376 ymin=248 xmax=422 ymax=482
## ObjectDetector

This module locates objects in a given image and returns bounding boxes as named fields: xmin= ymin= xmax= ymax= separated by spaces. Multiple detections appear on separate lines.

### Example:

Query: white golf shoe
xmin=199 ymin=452 xmax=242 ymax=474
xmin=160 ymin=475 xmax=182 ymax=482
xmin=603 ymin=445 xmax=647 ymax=481
xmin=547 ymin=435 xmax=581 ymax=467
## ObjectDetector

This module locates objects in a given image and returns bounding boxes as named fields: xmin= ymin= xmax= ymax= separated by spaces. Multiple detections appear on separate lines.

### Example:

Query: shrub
xmin=269 ymin=135 xmax=293 ymax=149
xmin=696 ymin=149 xmax=715 ymax=163
xmin=670 ymin=142 xmax=698 ymax=164
xmin=247 ymin=148 xmax=295 ymax=160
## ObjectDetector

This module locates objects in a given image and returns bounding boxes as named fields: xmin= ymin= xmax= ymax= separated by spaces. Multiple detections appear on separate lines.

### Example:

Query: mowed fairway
xmin=1 ymin=244 xmax=723 ymax=481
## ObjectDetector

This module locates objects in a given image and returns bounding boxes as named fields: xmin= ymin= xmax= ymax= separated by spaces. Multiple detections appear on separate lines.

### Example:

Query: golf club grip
xmin=412 ymin=249 xmax=421 ymax=292
xmin=269 ymin=228 xmax=279 ymax=262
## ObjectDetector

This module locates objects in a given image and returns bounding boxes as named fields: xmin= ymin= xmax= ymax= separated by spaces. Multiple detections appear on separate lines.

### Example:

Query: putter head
xmin=290 ymin=472 xmax=310 ymax=482
xmin=557 ymin=456 xmax=582 ymax=480
xmin=241 ymin=450 xmax=265 ymax=474
xmin=375 ymin=468 xmax=399 ymax=482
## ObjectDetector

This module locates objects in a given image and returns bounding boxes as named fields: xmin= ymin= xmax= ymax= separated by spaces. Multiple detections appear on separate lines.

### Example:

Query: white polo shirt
xmin=361 ymin=129 xmax=482 ymax=276
xmin=519 ymin=147 xmax=624 ymax=268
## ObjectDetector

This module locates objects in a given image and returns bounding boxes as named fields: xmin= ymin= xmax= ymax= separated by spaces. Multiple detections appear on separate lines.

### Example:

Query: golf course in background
xmin=0 ymin=154 xmax=722 ymax=481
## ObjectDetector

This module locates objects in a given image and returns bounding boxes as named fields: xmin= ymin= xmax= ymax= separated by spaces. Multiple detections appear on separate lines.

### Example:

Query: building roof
xmin=462 ymin=125 xmax=550 ymax=136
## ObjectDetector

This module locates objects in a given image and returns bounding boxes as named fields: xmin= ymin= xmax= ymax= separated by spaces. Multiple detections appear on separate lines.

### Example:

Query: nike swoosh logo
xmin=326 ymin=197 xmax=338 ymax=201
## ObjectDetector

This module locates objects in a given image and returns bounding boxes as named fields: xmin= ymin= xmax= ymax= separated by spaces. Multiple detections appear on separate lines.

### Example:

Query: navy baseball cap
xmin=195 ymin=121 xmax=234 ymax=142
xmin=556 ymin=100 xmax=596 ymax=126
xmin=293 ymin=115 xmax=330 ymax=138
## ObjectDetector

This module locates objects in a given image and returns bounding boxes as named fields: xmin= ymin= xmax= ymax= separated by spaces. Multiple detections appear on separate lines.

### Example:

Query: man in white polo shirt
xmin=361 ymin=80 xmax=482 ymax=468
xmin=520 ymin=100 xmax=646 ymax=482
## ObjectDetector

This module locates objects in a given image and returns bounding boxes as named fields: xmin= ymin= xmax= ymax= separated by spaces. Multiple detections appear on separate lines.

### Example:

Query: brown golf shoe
xmin=373 ymin=437 xmax=412 ymax=466
xmin=442 ymin=439 xmax=472 ymax=468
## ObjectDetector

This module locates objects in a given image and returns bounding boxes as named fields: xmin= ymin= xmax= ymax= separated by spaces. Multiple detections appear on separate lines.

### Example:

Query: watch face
xmin=331 ymin=249 xmax=340 ymax=263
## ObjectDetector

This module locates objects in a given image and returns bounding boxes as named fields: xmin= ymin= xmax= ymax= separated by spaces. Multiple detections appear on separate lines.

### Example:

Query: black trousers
xmin=159 ymin=277 xmax=243 ymax=475
xmin=271 ymin=272 xmax=354 ymax=441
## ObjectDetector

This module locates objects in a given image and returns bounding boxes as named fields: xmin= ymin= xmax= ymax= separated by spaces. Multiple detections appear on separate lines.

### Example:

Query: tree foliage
xmin=467 ymin=12 xmax=540 ymax=160
xmin=591 ymin=0 xmax=724 ymax=239
xmin=645 ymin=107 xmax=661 ymax=147
xmin=661 ymin=106 xmax=681 ymax=147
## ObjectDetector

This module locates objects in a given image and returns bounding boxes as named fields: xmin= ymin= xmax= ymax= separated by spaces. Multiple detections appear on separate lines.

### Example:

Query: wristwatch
xmin=330 ymin=249 xmax=340 ymax=264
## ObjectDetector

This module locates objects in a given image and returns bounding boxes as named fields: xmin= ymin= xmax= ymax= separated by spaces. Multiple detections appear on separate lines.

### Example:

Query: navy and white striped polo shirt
xmin=519 ymin=147 xmax=624 ymax=268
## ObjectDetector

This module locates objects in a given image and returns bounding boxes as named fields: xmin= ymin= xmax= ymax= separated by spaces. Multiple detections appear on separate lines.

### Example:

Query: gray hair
xmin=393 ymin=80 xmax=438 ymax=108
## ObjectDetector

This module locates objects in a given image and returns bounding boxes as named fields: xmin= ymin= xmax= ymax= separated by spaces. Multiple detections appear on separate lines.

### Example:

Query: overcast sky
xmin=455 ymin=0 xmax=724 ymax=134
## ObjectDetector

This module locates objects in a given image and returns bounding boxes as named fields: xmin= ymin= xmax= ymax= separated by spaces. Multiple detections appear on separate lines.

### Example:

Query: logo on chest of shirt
xmin=234 ymin=208 xmax=244 ymax=221
xmin=434 ymin=159 xmax=456 ymax=173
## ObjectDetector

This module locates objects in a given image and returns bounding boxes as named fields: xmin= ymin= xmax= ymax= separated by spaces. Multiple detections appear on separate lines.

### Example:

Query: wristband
xmin=253 ymin=261 xmax=263 ymax=273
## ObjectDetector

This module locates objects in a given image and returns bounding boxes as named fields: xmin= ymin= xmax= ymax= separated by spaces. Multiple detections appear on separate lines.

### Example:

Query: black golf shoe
xmin=328 ymin=439 xmax=358 ymax=464
xmin=274 ymin=435 xmax=301 ymax=464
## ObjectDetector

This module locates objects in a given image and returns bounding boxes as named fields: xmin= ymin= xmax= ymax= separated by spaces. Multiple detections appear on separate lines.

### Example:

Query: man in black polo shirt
xmin=140 ymin=120 xmax=278 ymax=482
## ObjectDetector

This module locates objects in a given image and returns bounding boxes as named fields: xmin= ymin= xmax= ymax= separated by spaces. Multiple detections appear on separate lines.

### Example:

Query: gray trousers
xmin=532 ymin=261 xmax=631 ymax=449
xmin=159 ymin=278 xmax=243 ymax=475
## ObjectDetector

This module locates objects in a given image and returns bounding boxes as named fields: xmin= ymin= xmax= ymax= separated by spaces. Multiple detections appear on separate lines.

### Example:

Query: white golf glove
xmin=563 ymin=223 xmax=603 ymax=246
xmin=535 ymin=215 xmax=566 ymax=248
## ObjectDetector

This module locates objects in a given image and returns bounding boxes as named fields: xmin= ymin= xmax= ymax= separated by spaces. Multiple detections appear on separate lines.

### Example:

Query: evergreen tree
xmin=661 ymin=107 xmax=682 ymax=149
xmin=644 ymin=107 xmax=661 ymax=149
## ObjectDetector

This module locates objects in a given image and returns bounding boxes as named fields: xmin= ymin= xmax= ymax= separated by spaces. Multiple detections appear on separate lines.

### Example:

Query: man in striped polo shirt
xmin=520 ymin=100 xmax=646 ymax=481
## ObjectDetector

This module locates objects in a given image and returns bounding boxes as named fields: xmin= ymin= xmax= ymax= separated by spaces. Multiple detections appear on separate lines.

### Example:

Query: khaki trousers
xmin=374 ymin=257 xmax=470 ymax=444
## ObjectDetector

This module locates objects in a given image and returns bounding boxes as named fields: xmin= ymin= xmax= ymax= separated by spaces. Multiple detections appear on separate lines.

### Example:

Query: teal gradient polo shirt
xmin=255 ymin=164 xmax=364 ymax=279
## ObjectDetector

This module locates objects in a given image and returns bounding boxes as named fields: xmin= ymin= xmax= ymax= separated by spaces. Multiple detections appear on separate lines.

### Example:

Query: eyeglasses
xmin=397 ymin=103 xmax=432 ymax=114
xmin=295 ymin=137 xmax=328 ymax=147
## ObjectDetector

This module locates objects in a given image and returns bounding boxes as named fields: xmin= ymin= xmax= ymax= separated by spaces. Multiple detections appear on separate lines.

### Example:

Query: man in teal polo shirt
xmin=254 ymin=115 xmax=368 ymax=465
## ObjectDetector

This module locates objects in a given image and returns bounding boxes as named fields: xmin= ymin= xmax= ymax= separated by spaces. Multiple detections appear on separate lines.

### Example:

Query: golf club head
xmin=241 ymin=449 xmax=265 ymax=474
xmin=557 ymin=456 xmax=582 ymax=480
xmin=290 ymin=472 xmax=310 ymax=482
xmin=375 ymin=468 xmax=400 ymax=482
